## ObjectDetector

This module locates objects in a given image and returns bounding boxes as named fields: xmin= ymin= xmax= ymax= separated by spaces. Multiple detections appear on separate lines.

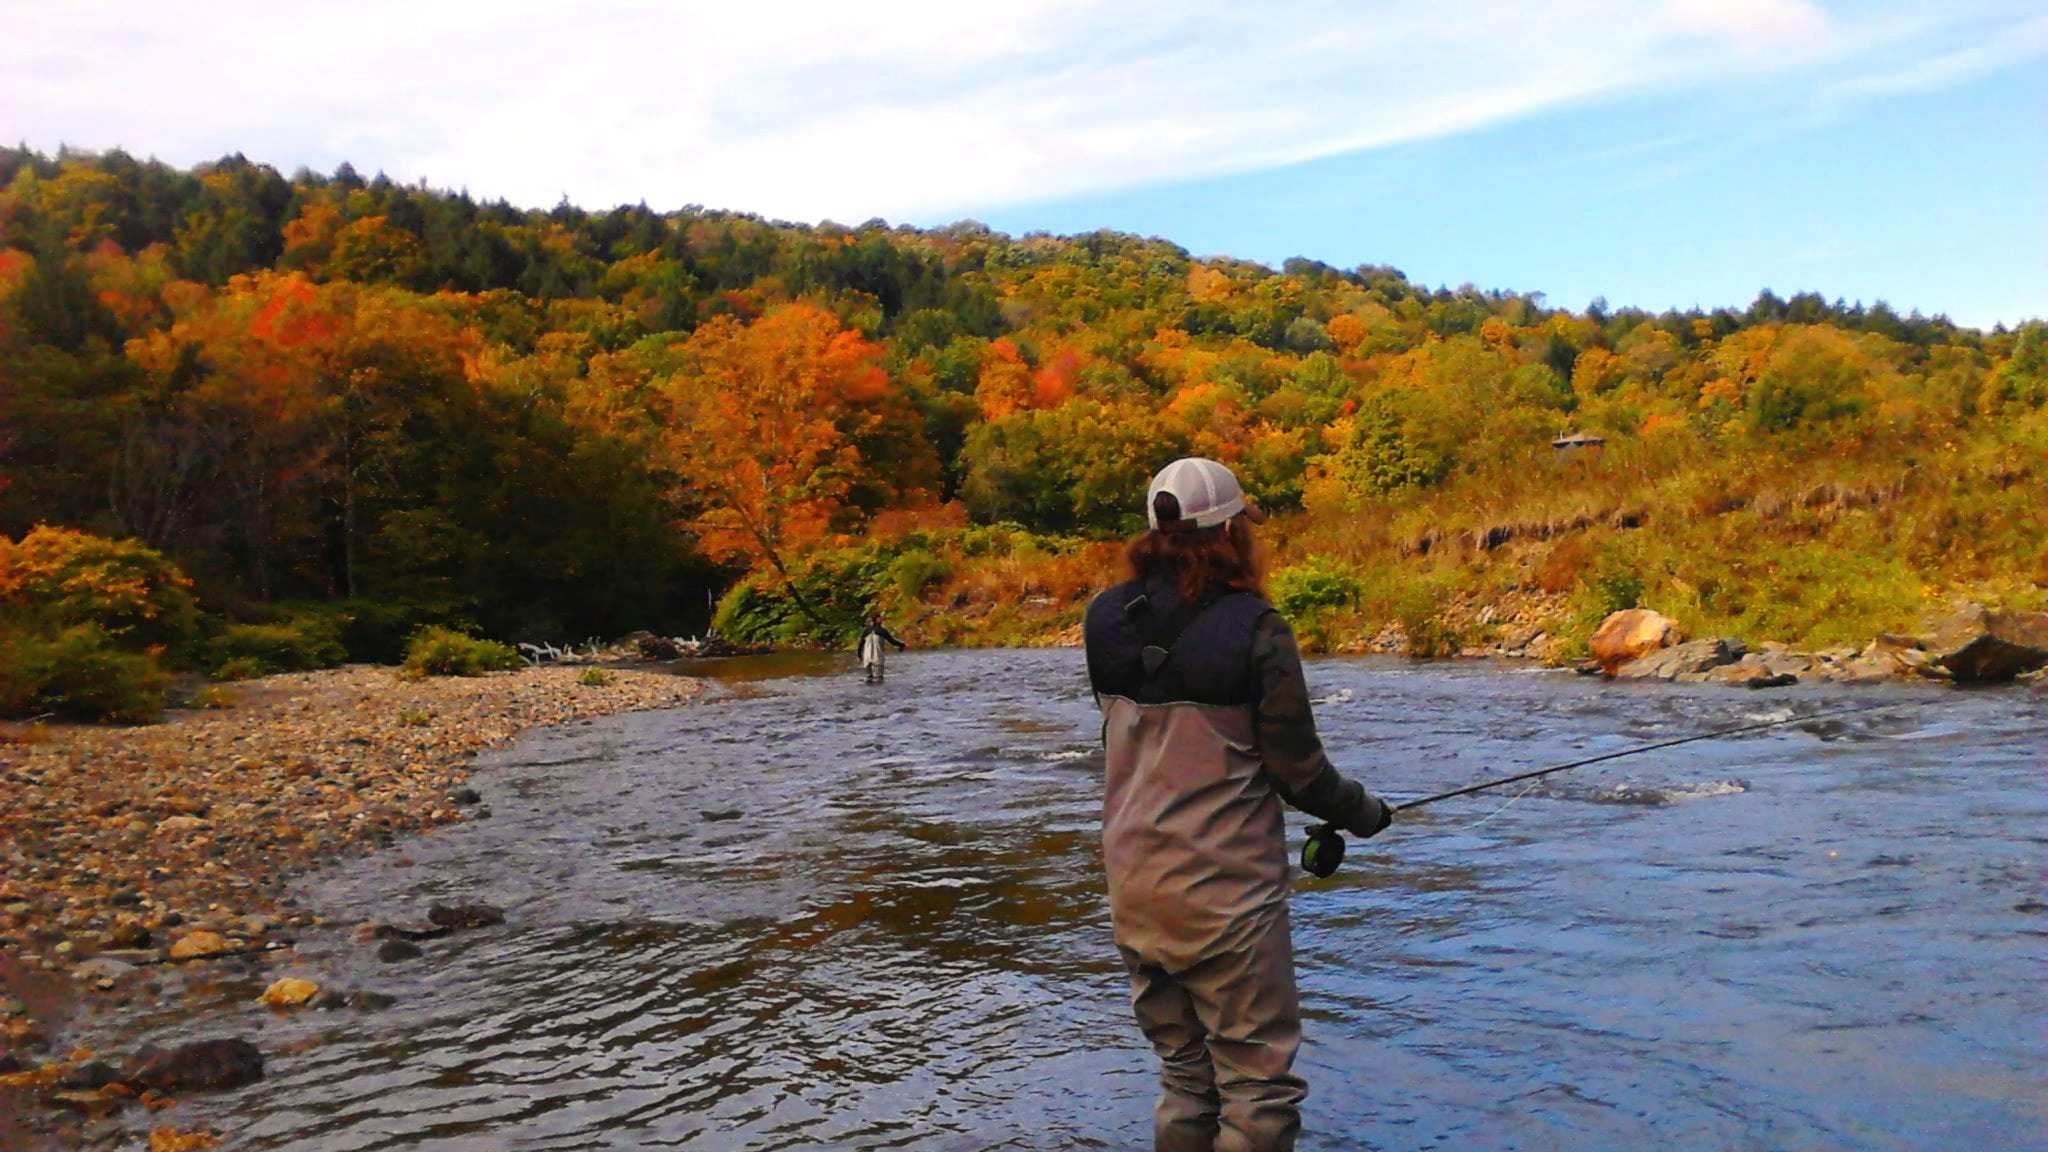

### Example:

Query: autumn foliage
xmin=0 ymin=144 xmax=2044 ymax=677
xmin=656 ymin=304 xmax=935 ymax=570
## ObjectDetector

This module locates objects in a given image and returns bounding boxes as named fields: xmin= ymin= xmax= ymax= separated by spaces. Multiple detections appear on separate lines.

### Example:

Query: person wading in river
xmin=1083 ymin=457 xmax=1393 ymax=1152
xmin=857 ymin=613 xmax=907 ymax=683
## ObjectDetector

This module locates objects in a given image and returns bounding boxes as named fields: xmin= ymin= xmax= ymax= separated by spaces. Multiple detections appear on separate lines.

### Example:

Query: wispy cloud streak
xmin=0 ymin=0 xmax=2032 ymax=221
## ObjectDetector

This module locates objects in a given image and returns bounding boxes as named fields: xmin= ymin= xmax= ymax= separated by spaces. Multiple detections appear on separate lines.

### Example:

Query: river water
xmin=99 ymin=651 xmax=2045 ymax=1150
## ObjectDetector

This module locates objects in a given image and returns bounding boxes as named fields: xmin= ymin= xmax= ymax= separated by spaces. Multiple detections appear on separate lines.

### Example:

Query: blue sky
xmin=2 ymin=0 xmax=2042 ymax=327
xmin=978 ymin=25 xmax=2045 ymax=328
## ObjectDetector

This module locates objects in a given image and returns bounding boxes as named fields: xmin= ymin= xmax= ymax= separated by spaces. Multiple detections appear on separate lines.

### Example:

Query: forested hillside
xmin=3 ymin=147 xmax=2044 ymax=713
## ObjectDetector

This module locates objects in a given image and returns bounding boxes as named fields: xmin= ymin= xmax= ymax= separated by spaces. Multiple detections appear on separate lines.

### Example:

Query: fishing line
xmin=1300 ymin=700 xmax=1910 ymax=878
xmin=1391 ymin=700 xmax=1906 ymax=813
xmin=1448 ymin=776 xmax=1546 ymax=834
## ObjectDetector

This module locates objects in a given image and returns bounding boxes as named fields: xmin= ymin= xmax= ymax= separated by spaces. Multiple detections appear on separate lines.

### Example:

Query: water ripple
xmin=83 ymin=652 xmax=2047 ymax=1150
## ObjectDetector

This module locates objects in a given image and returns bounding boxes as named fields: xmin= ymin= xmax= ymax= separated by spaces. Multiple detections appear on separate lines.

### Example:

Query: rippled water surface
xmin=105 ymin=652 xmax=2046 ymax=1149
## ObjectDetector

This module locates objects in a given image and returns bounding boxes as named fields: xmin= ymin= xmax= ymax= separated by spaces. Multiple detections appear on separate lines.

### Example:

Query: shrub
xmin=189 ymin=685 xmax=239 ymax=709
xmin=1270 ymin=558 xmax=1364 ymax=618
xmin=206 ymin=614 xmax=348 ymax=678
xmin=1393 ymin=586 xmax=1460 ymax=659
xmin=577 ymin=667 xmax=615 ymax=686
xmin=1589 ymin=567 xmax=1645 ymax=617
xmin=402 ymin=627 xmax=520 ymax=678
xmin=209 ymin=657 xmax=269 ymax=682
xmin=0 ymin=526 xmax=198 ymax=651
xmin=889 ymin=549 xmax=951 ymax=600
xmin=1532 ymin=536 xmax=1591 ymax=595
xmin=398 ymin=707 xmax=433 ymax=727
xmin=318 ymin=598 xmax=468 ymax=665
xmin=0 ymin=624 xmax=169 ymax=722
xmin=714 ymin=547 xmax=893 ymax=647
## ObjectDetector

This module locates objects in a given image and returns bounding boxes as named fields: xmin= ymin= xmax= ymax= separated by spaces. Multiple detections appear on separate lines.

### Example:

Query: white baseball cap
xmin=1146 ymin=457 xmax=1266 ymax=529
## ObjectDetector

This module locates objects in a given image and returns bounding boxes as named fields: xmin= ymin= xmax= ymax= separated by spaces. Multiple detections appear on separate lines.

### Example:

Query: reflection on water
xmin=88 ymin=652 xmax=2047 ymax=1150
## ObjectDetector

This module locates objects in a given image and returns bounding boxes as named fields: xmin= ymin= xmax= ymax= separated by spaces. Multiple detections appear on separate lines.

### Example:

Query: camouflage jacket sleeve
xmin=1252 ymin=612 xmax=1389 ymax=836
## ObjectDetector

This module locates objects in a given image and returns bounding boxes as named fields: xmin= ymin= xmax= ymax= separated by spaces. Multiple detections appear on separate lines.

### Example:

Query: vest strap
xmin=1130 ymin=591 xmax=1214 ymax=684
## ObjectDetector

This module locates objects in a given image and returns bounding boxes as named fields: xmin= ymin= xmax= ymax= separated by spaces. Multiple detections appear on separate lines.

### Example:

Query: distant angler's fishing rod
xmin=1300 ymin=701 xmax=1906 ymax=878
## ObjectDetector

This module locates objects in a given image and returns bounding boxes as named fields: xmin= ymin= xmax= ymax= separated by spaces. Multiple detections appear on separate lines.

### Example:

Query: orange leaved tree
xmin=655 ymin=303 xmax=934 ymax=621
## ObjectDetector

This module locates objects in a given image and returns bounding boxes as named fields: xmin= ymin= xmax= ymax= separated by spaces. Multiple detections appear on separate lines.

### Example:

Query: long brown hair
xmin=1127 ymin=513 xmax=1266 ymax=606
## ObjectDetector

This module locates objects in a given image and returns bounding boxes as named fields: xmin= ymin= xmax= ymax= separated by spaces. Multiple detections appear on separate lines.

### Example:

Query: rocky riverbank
xmin=1584 ymin=603 xmax=2048 ymax=687
xmin=1037 ymin=596 xmax=2048 ymax=691
xmin=0 ymin=664 xmax=703 ymax=1148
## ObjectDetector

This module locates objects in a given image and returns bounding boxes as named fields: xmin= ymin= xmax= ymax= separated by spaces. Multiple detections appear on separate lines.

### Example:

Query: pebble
xmin=59 ymin=1059 xmax=122 ymax=1090
xmin=427 ymin=902 xmax=504 ymax=930
xmin=72 ymin=957 xmax=137 ymax=982
xmin=168 ymin=931 xmax=229 ymax=960
xmin=104 ymin=922 xmax=152 ymax=949
xmin=259 ymin=978 xmax=320 ymax=1009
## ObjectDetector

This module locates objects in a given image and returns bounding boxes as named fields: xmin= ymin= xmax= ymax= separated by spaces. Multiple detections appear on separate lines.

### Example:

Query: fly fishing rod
xmin=1300 ymin=701 xmax=1906 ymax=878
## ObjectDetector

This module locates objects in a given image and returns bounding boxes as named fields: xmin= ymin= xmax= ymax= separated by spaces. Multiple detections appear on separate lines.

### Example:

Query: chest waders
xmin=1091 ymin=587 xmax=1310 ymax=1152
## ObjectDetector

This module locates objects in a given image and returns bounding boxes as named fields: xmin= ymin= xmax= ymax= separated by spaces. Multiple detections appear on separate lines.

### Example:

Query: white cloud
xmin=1668 ymin=0 xmax=1830 ymax=52
xmin=1824 ymin=12 xmax=2048 ymax=102
xmin=0 ymin=0 xmax=2024 ymax=222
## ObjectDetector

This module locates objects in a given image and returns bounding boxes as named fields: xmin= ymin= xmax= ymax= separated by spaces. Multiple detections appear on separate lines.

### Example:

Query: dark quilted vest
xmin=1084 ymin=578 xmax=1272 ymax=706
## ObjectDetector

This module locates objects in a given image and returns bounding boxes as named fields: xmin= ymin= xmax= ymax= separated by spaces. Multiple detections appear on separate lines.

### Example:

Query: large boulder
xmin=1619 ymin=637 xmax=1745 ymax=681
xmin=1923 ymin=605 xmax=2048 ymax=683
xmin=1590 ymin=609 xmax=1681 ymax=674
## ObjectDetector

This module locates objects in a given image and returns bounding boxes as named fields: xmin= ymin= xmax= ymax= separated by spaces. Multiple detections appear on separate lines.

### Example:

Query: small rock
xmin=259 ymin=978 xmax=320 ymax=1009
xmin=427 ymin=902 xmax=504 ymax=930
xmin=450 ymin=788 xmax=482 ymax=806
xmin=1711 ymin=661 xmax=1799 ymax=689
xmin=1615 ymin=637 xmax=1746 ymax=681
xmin=373 ymin=921 xmax=449 ymax=942
xmin=128 ymin=1038 xmax=264 ymax=1093
xmin=73 ymin=957 xmax=138 ymax=982
xmin=155 ymin=816 xmax=208 ymax=836
xmin=60 ymin=1059 xmax=123 ymax=1090
xmin=168 ymin=931 xmax=230 ymax=960
xmin=105 ymin=922 xmax=152 ymax=950
xmin=50 ymin=1087 xmax=126 ymax=1114
xmin=148 ymin=1126 xmax=223 ymax=1152
xmin=700 ymin=809 xmax=744 ymax=822
xmin=349 ymin=990 xmax=397 ymax=1011
xmin=376 ymin=939 xmax=423 ymax=963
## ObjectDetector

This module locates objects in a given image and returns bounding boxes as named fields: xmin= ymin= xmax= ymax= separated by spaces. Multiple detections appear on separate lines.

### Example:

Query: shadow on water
xmin=80 ymin=650 xmax=2048 ymax=1151
xmin=666 ymin=649 xmax=853 ymax=684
